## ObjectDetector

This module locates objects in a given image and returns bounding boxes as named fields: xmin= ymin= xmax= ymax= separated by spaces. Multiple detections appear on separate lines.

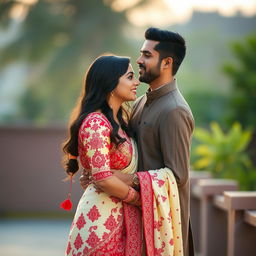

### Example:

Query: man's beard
xmin=139 ymin=64 xmax=161 ymax=84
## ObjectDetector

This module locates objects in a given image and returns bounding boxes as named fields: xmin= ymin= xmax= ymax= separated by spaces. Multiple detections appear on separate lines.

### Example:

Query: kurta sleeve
xmin=159 ymin=107 xmax=194 ymax=187
xmin=79 ymin=113 xmax=113 ymax=182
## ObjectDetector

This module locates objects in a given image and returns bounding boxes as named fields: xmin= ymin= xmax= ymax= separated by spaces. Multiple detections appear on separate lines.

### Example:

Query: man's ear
xmin=163 ymin=57 xmax=173 ymax=69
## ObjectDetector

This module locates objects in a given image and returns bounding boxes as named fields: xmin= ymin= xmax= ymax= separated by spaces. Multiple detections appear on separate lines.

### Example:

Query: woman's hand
xmin=79 ymin=169 xmax=93 ymax=190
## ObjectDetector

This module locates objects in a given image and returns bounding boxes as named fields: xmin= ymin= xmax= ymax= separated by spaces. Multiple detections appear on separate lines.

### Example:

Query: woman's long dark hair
xmin=62 ymin=55 xmax=133 ymax=175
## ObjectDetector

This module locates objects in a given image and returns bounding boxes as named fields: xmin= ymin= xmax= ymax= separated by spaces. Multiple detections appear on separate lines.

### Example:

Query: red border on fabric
xmin=137 ymin=171 xmax=155 ymax=256
xmin=123 ymin=203 xmax=142 ymax=256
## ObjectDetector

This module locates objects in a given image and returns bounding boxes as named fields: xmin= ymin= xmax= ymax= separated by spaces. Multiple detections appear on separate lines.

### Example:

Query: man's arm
xmin=159 ymin=107 xmax=194 ymax=187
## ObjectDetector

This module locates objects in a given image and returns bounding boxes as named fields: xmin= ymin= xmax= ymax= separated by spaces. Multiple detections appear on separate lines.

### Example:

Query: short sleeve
xmin=79 ymin=113 xmax=113 ymax=181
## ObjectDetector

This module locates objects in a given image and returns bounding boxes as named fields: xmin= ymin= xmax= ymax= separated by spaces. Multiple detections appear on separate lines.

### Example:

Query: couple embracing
xmin=62 ymin=27 xmax=194 ymax=256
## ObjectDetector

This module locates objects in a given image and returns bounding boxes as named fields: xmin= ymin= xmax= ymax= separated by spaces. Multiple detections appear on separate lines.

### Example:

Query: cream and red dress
xmin=66 ymin=112 xmax=142 ymax=256
xmin=65 ymin=112 xmax=183 ymax=256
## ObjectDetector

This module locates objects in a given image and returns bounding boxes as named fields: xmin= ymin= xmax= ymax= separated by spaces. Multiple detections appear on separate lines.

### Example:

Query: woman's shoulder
xmin=81 ymin=112 xmax=112 ymax=131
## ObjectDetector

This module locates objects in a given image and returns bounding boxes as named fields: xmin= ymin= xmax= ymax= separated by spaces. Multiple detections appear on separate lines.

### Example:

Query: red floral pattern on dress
xmin=104 ymin=214 xmax=117 ymax=231
xmin=88 ymin=132 xmax=104 ymax=149
xmin=86 ymin=231 xmax=100 ymax=248
xmin=123 ymin=203 xmax=143 ymax=255
xmin=87 ymin=205 xmax=101 ymax=222
xmin=78 ymin=112 xmax=132 ymax=180
xmin=66 ymin=242 xmax=71 ymax=255
xmin=154 ymin=217 xmax=164 ymax=231
xmin=74 ymin=233 xmax=83 ymax=250
xmin=92 ymin=171 xmax=112 ymax=181
xmin=154 ymin=241 xmax=165 ymax=256
xmin=76 ymin=213 xmax=86 ymax=230
xmin=91 ymin=150 xmax=108 ymax=169
xmin=66 ymin=113 xmax=139 ymax=256
xmin=91 ymin=123 xmax=100 ymax=131
xmin=110 ymin=196 xmax=120 ymax=204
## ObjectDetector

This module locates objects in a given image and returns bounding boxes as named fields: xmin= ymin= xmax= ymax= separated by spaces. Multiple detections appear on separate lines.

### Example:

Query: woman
xmin=62 ymin=55 xmax=142 ymax=256
xmin=62 ymin=55 xmax=183 ymax=256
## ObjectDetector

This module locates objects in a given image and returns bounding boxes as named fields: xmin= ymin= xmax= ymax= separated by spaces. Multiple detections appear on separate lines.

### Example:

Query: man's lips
xmin=139 ymin=67 xmax=145 ymax=74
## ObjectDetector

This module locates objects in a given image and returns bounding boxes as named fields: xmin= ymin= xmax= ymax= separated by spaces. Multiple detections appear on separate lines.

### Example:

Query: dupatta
xmin=138 ymin=168 xmax=183 ymax=256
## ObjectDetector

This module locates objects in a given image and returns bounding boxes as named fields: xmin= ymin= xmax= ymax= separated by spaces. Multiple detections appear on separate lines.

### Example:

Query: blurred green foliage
xmin=192 ymin=122 xmax=256 ymax=190
xmin=223 ymin=33 xmax=256 ymax=127
xmin=0 ymin=0 xmax=141 ymax=124
xmin=222 ymin=33 xmax=256 ymax=165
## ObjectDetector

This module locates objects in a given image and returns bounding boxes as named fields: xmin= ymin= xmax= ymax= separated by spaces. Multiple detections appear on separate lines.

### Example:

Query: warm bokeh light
xmin=109 ymin=0 xmax=256 ymax=26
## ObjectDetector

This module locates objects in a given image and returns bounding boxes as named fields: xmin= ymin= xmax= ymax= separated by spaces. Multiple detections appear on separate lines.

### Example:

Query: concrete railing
xmin=190 ymin=172 xmax=256 ymax=256
xmin=213 ymin=192 xmax=256 ymax=256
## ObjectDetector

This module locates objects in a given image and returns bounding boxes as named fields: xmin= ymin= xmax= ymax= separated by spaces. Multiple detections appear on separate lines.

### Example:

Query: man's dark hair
xmin=145 ymin=27 xmax=186 ymax=75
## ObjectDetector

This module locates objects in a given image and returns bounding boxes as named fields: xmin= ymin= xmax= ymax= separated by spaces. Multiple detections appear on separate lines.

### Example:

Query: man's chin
xmin=139 ymin=75 xmax=147 ymax=83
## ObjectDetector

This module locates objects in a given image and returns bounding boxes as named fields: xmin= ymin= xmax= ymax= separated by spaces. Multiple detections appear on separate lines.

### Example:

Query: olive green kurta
xmin=131 ymin=79 xmax=195 ymax=256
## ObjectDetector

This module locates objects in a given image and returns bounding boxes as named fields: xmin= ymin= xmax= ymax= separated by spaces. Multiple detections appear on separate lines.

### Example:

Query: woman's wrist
xmin=131 ymin=173 xmax=140 ymax=190
xmin=123 ymin=186 xmax=141 ymax=206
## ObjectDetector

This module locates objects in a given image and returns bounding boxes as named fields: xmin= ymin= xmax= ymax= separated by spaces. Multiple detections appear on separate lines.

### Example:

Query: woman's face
xmin=113 ymin=64 xmax=140 ymax=102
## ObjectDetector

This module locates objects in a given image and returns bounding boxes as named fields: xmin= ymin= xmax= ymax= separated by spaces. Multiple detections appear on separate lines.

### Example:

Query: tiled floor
xmin=0 ymin=219 xmax=72 ymax=256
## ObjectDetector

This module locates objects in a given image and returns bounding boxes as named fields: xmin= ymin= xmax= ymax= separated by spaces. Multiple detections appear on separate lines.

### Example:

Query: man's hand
xmin=79 ymin=169 xmax=92 ymax=190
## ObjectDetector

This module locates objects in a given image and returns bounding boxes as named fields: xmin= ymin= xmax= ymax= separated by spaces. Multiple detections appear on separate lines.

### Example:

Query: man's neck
xmin=149 ymin=76 xmax=174 ymax=91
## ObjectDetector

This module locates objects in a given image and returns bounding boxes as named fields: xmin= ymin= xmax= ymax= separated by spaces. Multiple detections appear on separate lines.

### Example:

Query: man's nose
xmin=136 ymin=56 xmax=142 ymax=64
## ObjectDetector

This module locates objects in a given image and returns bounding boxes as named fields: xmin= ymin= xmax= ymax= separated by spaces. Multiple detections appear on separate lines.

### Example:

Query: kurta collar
xmin=146 ymin=79 xmax=177 ymax=104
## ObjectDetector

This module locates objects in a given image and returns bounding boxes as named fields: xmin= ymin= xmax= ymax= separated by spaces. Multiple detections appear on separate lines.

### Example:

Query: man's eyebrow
xmin=140 ymin=50 xmax=152 ymax=54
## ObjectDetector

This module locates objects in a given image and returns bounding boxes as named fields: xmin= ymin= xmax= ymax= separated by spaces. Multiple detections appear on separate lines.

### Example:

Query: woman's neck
xmin=109 ymin=100 xmax=122 ymax=125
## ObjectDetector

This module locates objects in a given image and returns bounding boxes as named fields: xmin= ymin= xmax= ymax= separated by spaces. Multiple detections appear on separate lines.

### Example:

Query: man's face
xmin=136 ymin=40 xmax=161 ymax=84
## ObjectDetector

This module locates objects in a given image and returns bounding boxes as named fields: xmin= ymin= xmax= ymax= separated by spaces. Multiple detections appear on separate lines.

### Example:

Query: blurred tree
xmin=0 ymin=0 xmax=141 ymax=124
xmin=223 ymin=34 xmax=256 ymax=164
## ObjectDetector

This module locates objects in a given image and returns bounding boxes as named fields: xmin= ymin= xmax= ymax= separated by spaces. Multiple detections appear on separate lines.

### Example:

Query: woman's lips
xmin=131 ymin=88 xmax=137 ymax=94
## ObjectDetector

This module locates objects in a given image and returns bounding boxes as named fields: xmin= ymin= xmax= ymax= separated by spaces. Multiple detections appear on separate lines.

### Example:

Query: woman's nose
xmin=134 ymin=79 xmax=140 ymax=86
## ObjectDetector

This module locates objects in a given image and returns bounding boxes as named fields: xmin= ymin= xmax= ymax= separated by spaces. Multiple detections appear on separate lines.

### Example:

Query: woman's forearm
xmin=94 ymin=175 xmax=141 ymax=206
xmin=112 ymin=171 xmax=134 ymax=187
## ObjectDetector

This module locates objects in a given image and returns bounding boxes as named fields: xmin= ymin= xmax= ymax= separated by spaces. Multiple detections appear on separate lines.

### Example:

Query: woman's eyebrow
xmin=126 ymin=71 xmax=134 ymax=76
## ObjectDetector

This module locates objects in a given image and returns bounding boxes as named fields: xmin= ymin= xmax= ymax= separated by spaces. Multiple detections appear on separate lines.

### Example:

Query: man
xmin=81 ymin=27 xmax=194 ymax=255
